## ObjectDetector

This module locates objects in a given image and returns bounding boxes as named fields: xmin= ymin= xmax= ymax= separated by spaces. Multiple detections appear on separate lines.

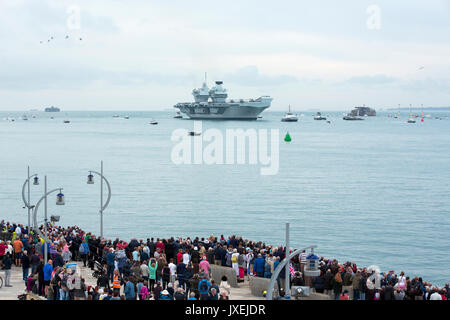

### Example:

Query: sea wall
xmin=210 ymin=265 xmax=238 ymax=288
xmin=248 ymin=276 xmax=330 ymax=300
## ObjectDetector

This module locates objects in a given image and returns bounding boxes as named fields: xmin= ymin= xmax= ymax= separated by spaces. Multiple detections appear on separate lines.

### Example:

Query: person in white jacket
xmin=219 ymin=276 xmax=231 ymax=299
xmin=231 ymin=249 xmax=239 ymax=278
xmin=430 ymin=288 xmax=442 ymax=300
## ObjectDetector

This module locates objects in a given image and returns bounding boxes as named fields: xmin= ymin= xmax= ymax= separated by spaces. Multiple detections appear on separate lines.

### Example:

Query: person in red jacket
xmin=156 ymin=240 xmax=165 ymax=253
xmin=176 ymin=249 xmax=183 ymax=265
xmin=0 ymin=240 xmax=8 ymax=262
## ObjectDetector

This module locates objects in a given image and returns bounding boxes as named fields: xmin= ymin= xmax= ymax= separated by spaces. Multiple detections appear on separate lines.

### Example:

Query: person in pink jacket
xmin=199 ymin=256 xmax=211 ymax=278
xmin=140 ymin=283 xmax=150 ymax=300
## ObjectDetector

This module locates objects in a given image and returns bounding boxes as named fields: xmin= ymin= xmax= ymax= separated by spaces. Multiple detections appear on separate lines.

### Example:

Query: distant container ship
xmin=44 ymin=106 xmax=60 ymax=112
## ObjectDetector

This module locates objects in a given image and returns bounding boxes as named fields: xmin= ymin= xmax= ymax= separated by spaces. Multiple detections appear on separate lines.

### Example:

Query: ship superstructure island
xmin=174 ymin=79 xmax=273 ymax=120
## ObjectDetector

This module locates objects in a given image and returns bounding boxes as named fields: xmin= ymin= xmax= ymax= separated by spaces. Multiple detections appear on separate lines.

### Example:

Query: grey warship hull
xmin=174 ymin=79 xmax=272 ymax=120
xmin=175 ymin=103 xmax=270 ymax=120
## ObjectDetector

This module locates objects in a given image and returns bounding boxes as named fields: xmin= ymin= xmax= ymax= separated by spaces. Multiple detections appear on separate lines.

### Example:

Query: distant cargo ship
xmin=44 ymin=106 xmax=60 ymax=112
xmin=350 ymin=106 xmax=376 ymax=117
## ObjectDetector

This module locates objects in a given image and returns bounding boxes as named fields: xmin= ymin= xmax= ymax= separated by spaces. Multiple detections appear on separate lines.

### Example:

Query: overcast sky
xmin=1 ymin=0 xmax=450 ymax=111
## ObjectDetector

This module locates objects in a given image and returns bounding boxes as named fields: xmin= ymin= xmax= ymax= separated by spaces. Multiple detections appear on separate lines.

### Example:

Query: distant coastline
xmin=386 ymin=106 xmax=450 ymax=111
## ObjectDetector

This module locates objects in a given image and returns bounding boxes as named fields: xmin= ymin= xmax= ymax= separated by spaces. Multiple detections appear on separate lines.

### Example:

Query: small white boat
xmin=313 ymin=112 xmax=326 ymax=120
xmin=188 ymin=131 xmax=201 ymax=136
xmin=124 ymin=116 xmax=130 ymax=119
xmin=343 ymin=115 xmax=364 ymax=121
xmin=173 ymin=112 xmax=183 ymax=119
xmin=257 ymin=115 xmax=263 ymax=119
xmin=407 ymin=105 xmax=415 ymax=123
xmin=63 ymin=120 xmax=70 ymax=123
xmin=150 ymin=119 xmax=158 ymax=125
xmin=281 ymin=105 xmax=298 ymax=122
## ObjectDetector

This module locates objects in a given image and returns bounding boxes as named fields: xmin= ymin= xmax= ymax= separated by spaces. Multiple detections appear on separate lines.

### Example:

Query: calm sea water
xmin=1 ymin=110 xmax=449 ymax=285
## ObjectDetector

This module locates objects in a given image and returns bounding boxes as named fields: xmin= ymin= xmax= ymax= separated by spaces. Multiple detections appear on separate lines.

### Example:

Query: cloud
xmin=399 ymin=78 xmax=450 ymax=93
xmin=1 ymin=1 xmax=450 ymax=110
xmin=223 ymin=66 xmax=297 ymax=87
xmin=346 ymin=74 xmax=397 ymax=85
xmin=0 ymin=62 xmax=195 ymax=91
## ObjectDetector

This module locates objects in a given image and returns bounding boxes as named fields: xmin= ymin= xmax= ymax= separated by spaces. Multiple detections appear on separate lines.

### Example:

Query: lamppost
xmin=266 ymin=244 xmax=318 ymax=300
xmin=87 ymin=160 xmax=111 ymax=239
xmin=22 ymin=166 xmax=40 ymax=231
xmin=33 ymin=176 xmax=65 ymax=262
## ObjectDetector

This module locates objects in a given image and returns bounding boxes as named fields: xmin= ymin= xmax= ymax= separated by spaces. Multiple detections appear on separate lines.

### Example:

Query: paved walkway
xmin=0 ymin=263 xmax=263 ymax=300
xmin=0 ymin=266 xmax=28 ymax=300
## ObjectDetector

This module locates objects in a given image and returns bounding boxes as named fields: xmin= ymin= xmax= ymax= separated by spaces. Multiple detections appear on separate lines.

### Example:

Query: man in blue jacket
xmin=198 ymin=274 xmax=211 ymax=300
xmin=123 ymin=277 xmax=136 ymax=300
xmin=106 ymin=248 xmax=116 ymax=282
xmin=79 ymin=241 xmax=90 ymax=267
xmin=254 ymin=254 xmax=265 ymax=277
xmin=43 ymin=259 xmax=53 ymax=297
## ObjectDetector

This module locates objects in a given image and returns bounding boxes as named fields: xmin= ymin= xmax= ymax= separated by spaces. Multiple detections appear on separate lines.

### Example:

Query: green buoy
xmin=284 ymin=132 xmax=291 ymax=142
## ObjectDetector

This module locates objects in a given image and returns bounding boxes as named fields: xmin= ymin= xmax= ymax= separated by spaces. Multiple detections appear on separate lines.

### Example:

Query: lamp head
xmin=87 ymin=173 xmax=94 ymax=184
xmin=56 ymin=192 xmax=65 ymax=205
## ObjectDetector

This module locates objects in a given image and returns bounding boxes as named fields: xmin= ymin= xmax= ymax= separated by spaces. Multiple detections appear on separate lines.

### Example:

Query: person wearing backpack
xmin=237 ymin=252 xmax=246 ymax=282
xmin=59 ymin=269 xmax=70 ymax=300
xmin=79 ymin=241 xmax=90 ymax=267
xmin=198 ymin=274 xmax=211 ymax=300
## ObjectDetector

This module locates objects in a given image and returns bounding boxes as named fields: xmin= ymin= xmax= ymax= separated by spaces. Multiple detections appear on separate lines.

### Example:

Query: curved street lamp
xmin=87 ymin=161 xmax=111 ymax=239
xmin=22 ymin=166 xmax=40 ymax=231
xmin=33 ymin=176 xmax=65 ymax=262
xmin=266 ymin=245 xmax=318 ymax=300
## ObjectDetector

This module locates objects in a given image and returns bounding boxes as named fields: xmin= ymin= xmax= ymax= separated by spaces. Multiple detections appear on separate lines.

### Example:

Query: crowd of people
xmin=1 ymin=219 xmax=449 ymax=301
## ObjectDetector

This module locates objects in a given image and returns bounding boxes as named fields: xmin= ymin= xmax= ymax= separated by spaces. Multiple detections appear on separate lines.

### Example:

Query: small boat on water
xmin=343 ymin=115 xmax=364 ymax=120
xmin=112 ymin=115 xmax=119 ymax=118
xmin=173 ymin=112 xmax=183 ymax=119
xmin=314 ymin=112 xmax=326 ymax=120
xmin=281 ymin=105 xmax=298 ymax=122
xmin=22 ymin=115 xmax=28 ymax=121
xmin=407 ymin=104 xmax=415 ymax=123
xmin=343 ymin=107 xmax=364 ymax=120
xmin=257 ymin=115 xmax=263 ymax=119
xmin=63 ymin=120 xmax=70 ymax=123
xmin=188 ymin=131 xmax=201 ymax=136
xmin=124 ymin=116 xmax=130 ymax=119
xmin=150 ymin=119 xmax=158 ymax=125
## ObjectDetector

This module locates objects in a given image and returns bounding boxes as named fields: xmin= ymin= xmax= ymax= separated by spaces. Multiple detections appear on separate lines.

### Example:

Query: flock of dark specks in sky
xmin=40 ymin=35 xmax=82 ymax=44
